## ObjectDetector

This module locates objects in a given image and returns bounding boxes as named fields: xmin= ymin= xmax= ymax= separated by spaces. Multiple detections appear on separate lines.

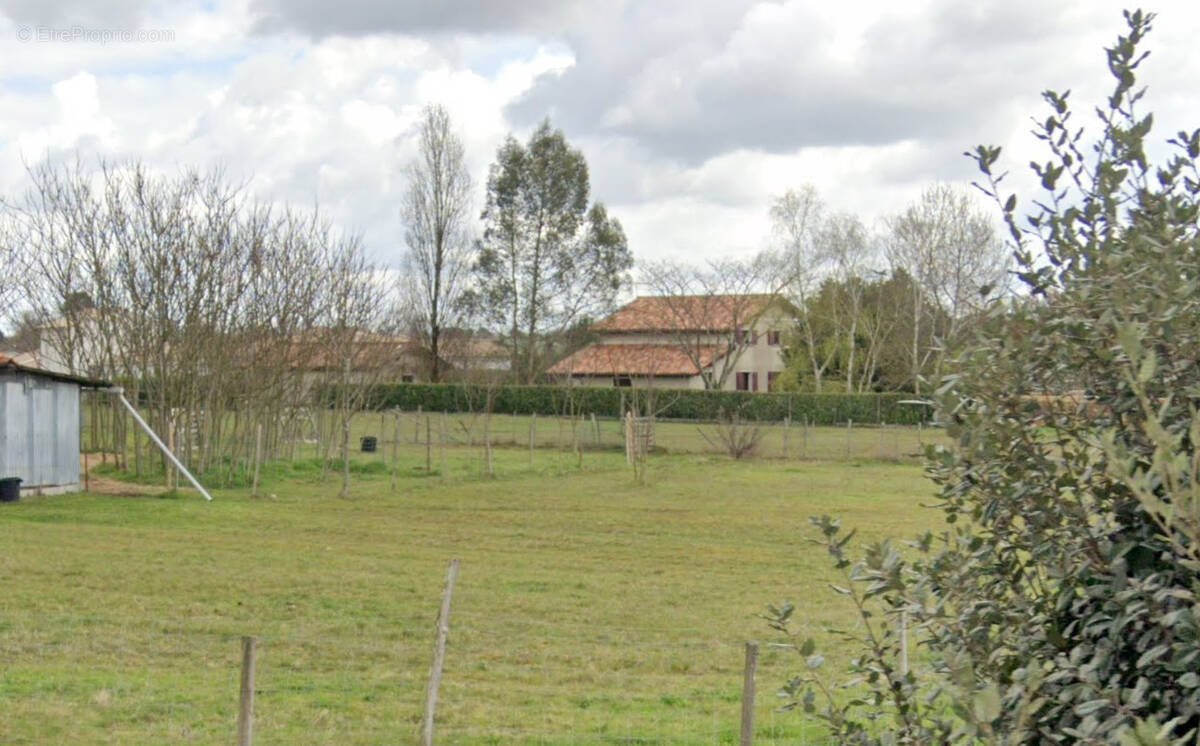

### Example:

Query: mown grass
xmin=1 ymin=442 xmax=945 ymax=744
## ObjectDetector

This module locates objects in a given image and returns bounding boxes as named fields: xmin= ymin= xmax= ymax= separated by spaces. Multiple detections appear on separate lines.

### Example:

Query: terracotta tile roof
xmin=284 ymin=337 xmax=420 ymax=372
xmin=592 ymin=294 xmax=779 ymax=333
xmin=547 ymin=343 xmax=727 ymax=377
xmin=230 ymin=330 xmax=422 ymax=371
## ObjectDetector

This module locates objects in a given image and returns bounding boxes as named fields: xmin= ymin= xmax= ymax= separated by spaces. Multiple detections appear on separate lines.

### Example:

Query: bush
xmin=771 ymin=12 xmax=1200 ymax=744
xmin=344 ymin=382 xmax=932 ymax=425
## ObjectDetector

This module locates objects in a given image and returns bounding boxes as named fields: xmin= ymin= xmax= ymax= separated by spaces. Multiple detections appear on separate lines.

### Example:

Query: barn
xmin=0 ymin=355 xmax=108 ymax=497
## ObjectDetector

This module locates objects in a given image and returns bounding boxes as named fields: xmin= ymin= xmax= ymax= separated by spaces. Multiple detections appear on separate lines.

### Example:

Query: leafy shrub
xmin=771 ymin=11 xmax=1200 ymax=744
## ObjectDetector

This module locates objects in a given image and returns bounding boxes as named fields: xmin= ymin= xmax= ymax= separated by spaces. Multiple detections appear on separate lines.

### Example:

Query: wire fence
xmin=80 ymin=407 xmax=938 ymax=497
xmin=360 ymin=409 xmax=936 ymax=462
xmin=1 ymin=597 xmax=830 ymax=745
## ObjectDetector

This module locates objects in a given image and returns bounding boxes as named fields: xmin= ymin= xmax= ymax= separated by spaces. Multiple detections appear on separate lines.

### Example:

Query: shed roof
xmin=0 ymin=356 xmax=111 ymax=387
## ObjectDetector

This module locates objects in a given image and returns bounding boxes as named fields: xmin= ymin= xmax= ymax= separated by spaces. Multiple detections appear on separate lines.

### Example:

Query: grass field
xmin=1 ymin=437 xmax=946 ymax=744
xmin=351 ymin=410 xmax=934 ymax=462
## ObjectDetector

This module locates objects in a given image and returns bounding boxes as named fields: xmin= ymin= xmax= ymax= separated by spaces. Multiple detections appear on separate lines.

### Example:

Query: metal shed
xmin=0 ymin=356 xmax=107 ymax=495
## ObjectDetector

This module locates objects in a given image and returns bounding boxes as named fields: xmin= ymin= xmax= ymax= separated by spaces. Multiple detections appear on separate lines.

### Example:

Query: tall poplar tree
xmin=399 ymin=104 xmax=473 ymax=382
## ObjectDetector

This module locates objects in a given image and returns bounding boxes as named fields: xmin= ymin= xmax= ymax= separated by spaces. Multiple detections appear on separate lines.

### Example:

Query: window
xmin=767 ymin=371 xmax=779 ymax=391
xmin=736 ymin=372 xmax=761 ymax=391
xmin=766 ymin=330 xmax=781 ymax=346
xmin=734 ymin=329 xmax=756 ymax=346
xmin=613 ymin=375 xmax=632 ymax=387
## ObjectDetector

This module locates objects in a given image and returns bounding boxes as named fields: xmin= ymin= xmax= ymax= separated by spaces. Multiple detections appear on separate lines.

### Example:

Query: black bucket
xmin=0 ymin=477 xmax=21 ymax=503
xmin=360 ymin=436 xmax=378 ymax=453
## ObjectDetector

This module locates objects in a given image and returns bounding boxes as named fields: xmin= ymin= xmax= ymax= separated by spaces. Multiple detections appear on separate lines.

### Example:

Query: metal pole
xmin=108 ymin=388 xmax=213 ymax=501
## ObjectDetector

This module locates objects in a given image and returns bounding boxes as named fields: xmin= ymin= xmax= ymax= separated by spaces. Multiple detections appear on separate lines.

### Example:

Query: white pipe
xmin=107 ymin=387 xmax=213 ymax=502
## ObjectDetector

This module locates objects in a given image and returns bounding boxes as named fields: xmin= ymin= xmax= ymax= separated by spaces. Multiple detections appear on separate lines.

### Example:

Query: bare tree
xmin=817 ymin=212 xmax=878 ymax=392
xmin=2 ymin=157 xmax=389 ymax=490
xmin=400 ymin=104 xmax=474 ymax=382
xmin=639 ymin=252 xmax=789 ymax=390
xmin=0 ymin=225 xmax=17 ymax=318
xmin=885 ymin=183 xmax=1010 ymax=392
xmin=699 ymin=411 xmax=765 ymax=459
xmin=771 ymin=185 xmax=837 ymax=392
xmin=316 ymin=242 xmax=396 ymax=498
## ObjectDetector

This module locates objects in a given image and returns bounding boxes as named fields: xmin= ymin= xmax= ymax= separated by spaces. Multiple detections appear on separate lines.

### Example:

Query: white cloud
xmin=1 ymin=0 xmax=1199 ymax=273
xmin=15 ymin=71 xmax=115 ymax=154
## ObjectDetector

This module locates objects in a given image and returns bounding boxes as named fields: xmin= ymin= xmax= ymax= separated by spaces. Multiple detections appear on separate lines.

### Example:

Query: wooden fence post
xmin=166 ymin=417 xmax=176 ymax=489
xmin=421 ymin=559 xmax=460 ymax=746
xmin=573 ymin=415 xmax=582 ymax=469
xmin=845 ymin=419 xmax=853 ymax=459
xmin=426 ymin=415 xmax=432 ymax=474
xmin=529 ymin=413 xmax=536 ymax=466
xmin=782 ymin=415 xmax=791 ymax=459
xmin=238 ymin=636 xmax=257 ymax=746
xmin=899 ymin=610 xmax=909 ymax=677
xmin=802 ymin=415 xmax=809 ymax=458
xmin=484 ymin=413 xmax=495 ymax=478
xmin=740 ymin=641 xmax=759 ymax=746
xmin=251 ymin=424 xmax=263 ymax=497
xmin=625 ymin=411 xmax=634 ymax=466
xmin=414 ymin=405 xmax=422 ymax=443
xmin=440 ymin=412 xmax=447 ymax=481
xmin=391 ymin=411 xmax=400 ymax=493
xmin=591 ymin=412 xmax=600 ymax=447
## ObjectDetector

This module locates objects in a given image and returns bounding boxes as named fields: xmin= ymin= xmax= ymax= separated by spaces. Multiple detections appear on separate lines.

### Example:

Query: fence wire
xmin=1 ymin=608 xmax=829 ymax=745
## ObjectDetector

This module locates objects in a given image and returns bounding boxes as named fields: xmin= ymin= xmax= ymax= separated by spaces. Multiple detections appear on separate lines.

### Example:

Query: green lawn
xmin=1 ymin=444 xmax=944 ymax=744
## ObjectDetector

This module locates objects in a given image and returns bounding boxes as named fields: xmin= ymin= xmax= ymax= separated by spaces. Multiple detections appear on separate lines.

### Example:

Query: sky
xmin=2 ymin=0 xmax=1199 ymax=269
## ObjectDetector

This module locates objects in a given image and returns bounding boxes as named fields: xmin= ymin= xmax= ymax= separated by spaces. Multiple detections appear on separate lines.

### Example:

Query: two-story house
xmin=548 ymin=294 xmax=790 ymax=391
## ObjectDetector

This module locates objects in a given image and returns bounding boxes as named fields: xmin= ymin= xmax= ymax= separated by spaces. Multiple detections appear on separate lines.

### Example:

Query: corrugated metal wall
xmin=0 ymin=371 xmax=81 ymax=489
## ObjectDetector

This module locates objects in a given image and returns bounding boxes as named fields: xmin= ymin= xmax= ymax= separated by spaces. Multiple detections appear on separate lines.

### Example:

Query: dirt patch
xmin=80 ymin=454 xmax=171 ymax=498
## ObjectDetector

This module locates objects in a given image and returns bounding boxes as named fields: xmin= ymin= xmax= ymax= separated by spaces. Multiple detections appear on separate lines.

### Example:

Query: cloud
xmin=3 ymin=0 xmax=1200 ymax=271
xmin=0 ymin=0 xmax=149 ymax=27
xmin=247 ymin=0 xmax=608 ymax=37
xmin=505 ymin=0 xmax=1130 ymax=165
xmin=0 ymin=3 xmax=576 ymax=266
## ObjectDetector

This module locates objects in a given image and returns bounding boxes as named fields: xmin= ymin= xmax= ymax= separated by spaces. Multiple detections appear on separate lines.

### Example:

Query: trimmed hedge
xmin=351 ymin=383 xmax=932 ymax=425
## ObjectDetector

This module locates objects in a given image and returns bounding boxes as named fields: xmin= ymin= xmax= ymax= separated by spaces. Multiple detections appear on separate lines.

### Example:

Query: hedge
xmin=348 ymin=383 xmax=933 ymax=426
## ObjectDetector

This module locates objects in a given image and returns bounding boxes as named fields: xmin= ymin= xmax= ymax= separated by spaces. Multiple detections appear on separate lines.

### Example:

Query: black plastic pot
xmin=360 ymin=436 xmax=378 ymax=453
xmin=0 ymin=477 xmax=21 ymax=503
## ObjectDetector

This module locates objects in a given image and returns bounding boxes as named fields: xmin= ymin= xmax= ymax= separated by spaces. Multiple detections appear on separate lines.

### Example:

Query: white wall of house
xmin=717 ymin=308 xmax=790 ymax=391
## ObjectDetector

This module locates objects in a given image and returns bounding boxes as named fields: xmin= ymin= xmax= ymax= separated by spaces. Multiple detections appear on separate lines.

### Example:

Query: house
xmin=548 ymin=294 xmax=790 ymax=391
xmin=0 ymin=355 xmax=108 ymax=496
xmin=440 ymin=333 xmax=511 ymax=382
xmin=22 ymin=308 xmax=114 ymax=378
xmin=277 ymin=330 xmax=426 ymax=390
